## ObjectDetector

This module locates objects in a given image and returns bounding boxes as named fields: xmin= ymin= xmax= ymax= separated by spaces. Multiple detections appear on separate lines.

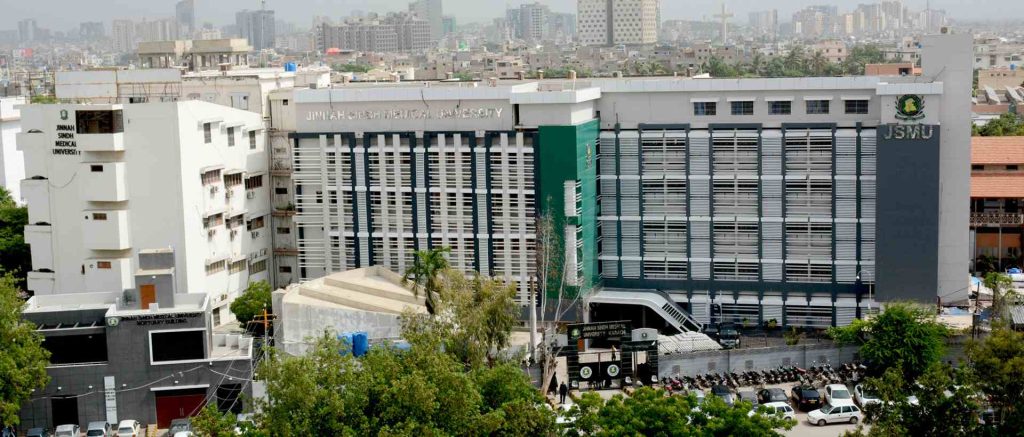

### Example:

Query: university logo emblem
xmin=579 ymin=366 xmax=593 ymax=379
xmin=59 ymin=109 xmax=68 ymax=121
xmin=606 ymin=364 xmax=620 ymax=377
xmin=895 ymin=94 xmax=924 ymax=122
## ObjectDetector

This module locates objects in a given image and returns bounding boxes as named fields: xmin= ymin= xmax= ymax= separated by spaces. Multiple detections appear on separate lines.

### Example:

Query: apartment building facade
xmin=317 ymin=13 xmax=431 ymax=53
xmin=273 ymin=34 xmax=970 ymax=330
xmin=578 ymin=0 xmax=660 ymax=47
xmin=19 ymin=101 xmax=270 ymax=326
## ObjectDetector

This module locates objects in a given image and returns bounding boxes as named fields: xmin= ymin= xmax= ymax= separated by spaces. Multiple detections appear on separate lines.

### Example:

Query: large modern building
xmin=0 ymin=96 xmax=25 ymax=202
xmin=236 ymin=9 xmax=275 ymax=51
xmin=19 ymin=101 xmax=270 ymax=326
xmin=316 ymin=13 xmax=431 ymax=54
xmin=271 ymin=33 xmax=970 ymax=332
xmin=409 ymin=0 xmax=444 ymax=42
xmin=578 ymin=0 xmax=660 ymax=46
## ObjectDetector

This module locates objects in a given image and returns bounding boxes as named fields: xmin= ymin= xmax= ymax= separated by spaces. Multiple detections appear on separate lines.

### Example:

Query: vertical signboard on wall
xmin=104 ymin=376 xmax=117 ymax=424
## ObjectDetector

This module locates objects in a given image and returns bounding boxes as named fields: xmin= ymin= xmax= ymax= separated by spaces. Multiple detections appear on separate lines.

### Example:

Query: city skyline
xmin=0 ymin=0 xmax=1020 ymax=32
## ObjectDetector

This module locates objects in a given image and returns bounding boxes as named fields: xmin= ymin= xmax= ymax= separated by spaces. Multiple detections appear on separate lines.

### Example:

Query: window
xmin=274 ymin=187 xmax=288 ymax=195
xmin=42 ymin=333 xmax=108 ymax=365
xmin=276 ymin=227 xmax=291 ymax=234
xmin=245 ymin=175 xmax=263 ymax=190
xmin=76 ymin=110 xmax=124 ymax=134
xmin=731 ymin=101 xmax=754 ymax=115
xmin=806 ymin=100 xmax=830 ymax=115
xmin=972 ymin=164 xmax=984 ymax=171
xmin=229 ymin=259 xmax=247 ymax=274
xmin=92 ymin=212 xmax=108 ymax=220
xmin=694 ymin=101 xmax=717 ymax=116
xmin=151 ymin=330 xmax=205 ymax=362
xmin=844 ymin=100 xmax=869 ymax=114
xmin=769 ymin=101 xmax=792 ymax=115
xmin=90 ymin=165 xmax=103 ymax=172
xmin=201 ymin=169 xmax=221 ymax=185
xmin=249 ymin=259 xmax=267 ymax=274
xmin=203 ymin=213 xmax=224 ymax=228
xmin=247 ymin=216 xmax=265 ymax=231
xmin=224 ymin=172 xmax=243 ymax=187
xmin=97 ymin=261 xmax=112 ymax=269
xmin=205 ymin=260 xmax=226 ymax=275
xmin=227 ymin=127 xmax=235 ymax=147
xmin=203 ymin=123 xmax=212 ymax=143
xmin=249 ymin=130 xmax=257 ymax=150
xmin=279 ymin=265 xmax=292 ymax=273
xmin=1007 ymin=165 xmax=1019 ymax=171
xmin=282 ymin=99 xmax=289 ymax=106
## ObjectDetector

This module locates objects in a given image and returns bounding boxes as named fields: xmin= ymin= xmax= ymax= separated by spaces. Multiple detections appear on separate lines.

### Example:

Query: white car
xmin=55 ymin=425 xmax=80 ymax=437
xmin=807 ymin=403 xmax=863 ymax=426
xmin=854 ymin=384 xmax=881 ymax=407
xmin=825 ymin=384 xmax=855 ymax=406
xmin=116 ymin=420 xmax=141 ymax=437
xmin=747 ymin=401 xmax=796 ymax=421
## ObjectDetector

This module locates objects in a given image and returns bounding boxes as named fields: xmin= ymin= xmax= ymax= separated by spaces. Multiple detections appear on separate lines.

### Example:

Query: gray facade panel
xmin=875 ymin=125 xmax=941 ymax=302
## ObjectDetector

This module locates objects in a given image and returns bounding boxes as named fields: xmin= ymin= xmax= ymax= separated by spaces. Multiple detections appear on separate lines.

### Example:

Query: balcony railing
xmin=971 ymin=212 xmax=1024 ymax=226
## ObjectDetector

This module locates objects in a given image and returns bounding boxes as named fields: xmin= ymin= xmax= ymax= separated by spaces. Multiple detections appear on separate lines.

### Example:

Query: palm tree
xmin=402 ymin=247 xmax=450 ymax=315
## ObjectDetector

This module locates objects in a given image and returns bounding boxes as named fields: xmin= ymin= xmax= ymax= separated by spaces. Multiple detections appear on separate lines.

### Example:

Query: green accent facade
xmin=537 ymin=119 xmax=600 ymax=298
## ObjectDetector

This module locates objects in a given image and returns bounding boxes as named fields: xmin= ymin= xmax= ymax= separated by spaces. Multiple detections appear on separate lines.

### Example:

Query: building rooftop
xmin=972 ymin=136 xmax=1024 ymax=164
xmin=972 ymin=174 xmax=1024 ymax=198
xmin=284 ymin=266 xmax=427 ymax=315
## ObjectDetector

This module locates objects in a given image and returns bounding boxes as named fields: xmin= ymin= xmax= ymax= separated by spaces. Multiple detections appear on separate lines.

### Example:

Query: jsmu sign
xmin=883 ymin=124 xmax=936 ymax=140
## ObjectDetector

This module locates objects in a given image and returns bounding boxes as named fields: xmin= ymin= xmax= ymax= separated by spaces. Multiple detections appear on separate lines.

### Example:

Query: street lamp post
xmin=856 ymin=270 xmax=874 ymax=317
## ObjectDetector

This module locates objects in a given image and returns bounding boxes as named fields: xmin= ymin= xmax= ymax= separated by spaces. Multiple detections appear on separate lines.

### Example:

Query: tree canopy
xmin=402 ymin=247 xmax=450 ymax=315
xmin=828 ymin=302 xmax=949 ymax=381
xmin=0 ymin=274 xmax=50 ymax=426
xmin=966 ymin=327 xmax=1024 ymax=430
xmin=701 ymin=44 xmax=887 ymax=78
xmin=229 ymin=280 xmax=273 ymax=328
xmin=0 ymin=187 xmax=30 ymax=289
xmin=567 ymin=387 xmax=794 ymax=437
xmin=973 ymin=112 xmax=1024 ymax=137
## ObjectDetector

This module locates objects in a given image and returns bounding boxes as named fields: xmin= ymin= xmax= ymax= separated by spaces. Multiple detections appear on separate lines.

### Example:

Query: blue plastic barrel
xmin=284 ymin=62 xmax=297 ymax=72
xmin=352 ymin=332 xmax=369 ymax=357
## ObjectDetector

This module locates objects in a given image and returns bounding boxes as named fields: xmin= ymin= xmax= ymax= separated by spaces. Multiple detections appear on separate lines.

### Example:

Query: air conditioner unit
xmin=226 ymin=189 xmax=234 ymax=198
xmin=230 ymin=229 xmax=238 ymax=240
xmin=207 ymin=228 xmax=216 ymax=238
xmin=251 ymin=231 xmax=260 ymax=239
xmin=210 ymin=185 xmax=219 ymax=195
xmin=246 ymin=191 xmax=256 ymax=200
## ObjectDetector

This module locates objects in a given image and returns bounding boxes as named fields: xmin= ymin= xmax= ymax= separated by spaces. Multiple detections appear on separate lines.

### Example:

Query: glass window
xmin=203 ymin=123 xmax=212 ymax=143
xmin=694 ymin=101 xmax=717 ymax=116
xmin=1007 ymin=165 xmax=1019 ymax=171
xmin=249 ymin=130 xmax=257 ymax=149
xmin=844 ymin=100 xmax=869 ymax=114
xmin=76 ymin=110 xmax=124 ymax=134
xmin=972 ymin=164 xmax=984 ymax=171
xmin=227 ymin=127 xmax=235 ymax=147
xmin=90 ymin=165 xmax=104 ymax=172
xmin=731 ymin=101 xmax=754 ymax=115
xmin=806 ymin=100 xmax=830 ymax=115
xmin=769 ymin=101 xmax=792 ymax=115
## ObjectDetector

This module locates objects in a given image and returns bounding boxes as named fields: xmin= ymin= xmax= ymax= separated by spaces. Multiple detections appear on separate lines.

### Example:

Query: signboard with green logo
xmin=895 ymin=94 xmax=925 ymax=122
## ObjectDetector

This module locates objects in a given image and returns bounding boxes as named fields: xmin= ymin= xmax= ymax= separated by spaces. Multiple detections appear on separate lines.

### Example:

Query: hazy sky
xmin=1 ymin=0 xmax=1021 ymax=30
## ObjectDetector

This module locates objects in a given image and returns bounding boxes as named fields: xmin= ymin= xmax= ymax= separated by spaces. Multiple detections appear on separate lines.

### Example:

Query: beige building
xmin=978 ymin=68 xmax=1024 ymax=92
xmin=578 ymin=0 xmax=659 ymax=46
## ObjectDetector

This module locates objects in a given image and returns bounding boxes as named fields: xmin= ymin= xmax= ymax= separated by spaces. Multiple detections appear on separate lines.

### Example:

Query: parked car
xmin=688 ymin=389 xmax=706 ymax=404
xmin=116 ymin=420 xmax=140 ymax=437
xmin=825 ymin=384 xmax=855 ymax=406
xmin=807 ymin=403 xmax=863 ymax=426
xmin=791 ymin=384 xmax=822 ymax=411
xmin=757 ymin=388 xmax=788 ymax=404
xmin=737 ymin=389 xmax=758 ymax=407
xmin=748 ymin=401 xmax=797 ymax=421
xmin=86 ymin=421 xmax=112 ymax=436
xmin=168 ymin=418 xmax=191 ymax=435
xmin=718 ymin=323 xmax=741 ymax=349
xmin=710 ymin=385 xmax=735 ymax=406
xmin=54 ymin=425 xmax=79 ymax=437
xmin=25 ymin=428 xmax=51 ymax=437
xmin=853 ymin=384 xmax=881 ymax=408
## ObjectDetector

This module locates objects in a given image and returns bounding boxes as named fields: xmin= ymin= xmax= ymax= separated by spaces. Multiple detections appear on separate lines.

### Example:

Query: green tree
xmin=829 ymin=302 xmax=949 ymax=380
xmin=29 ymin=95 xmax=57 ymax=104
xmin=967 ymin=327 xmax=1024 ymax=431
xmin=191 ymin=403 xmax=239 ymax=437
xmin=0 ymin=187 xmax=30 ymax=289
xmin=0 ymin=274 xmax=50 ymax=426
xmin=843 ymin=364 xmax=984 ymax=437
xmin=975 ymin=112 xmax=1024 ymax=137
xmin=983 ymin=272 xmax=1014 ymax=323
xmin=330 ymin=63 xmax=372 ymax=73
xmin=402 ymin=269 xmax=519 ymax=369
xmin=567 ymin=387 xmax=793 ymax=436
xmin=229 ymin=280 xmax=273 ymax=328
xmin=402 ymin=247 xmax=450 ymax=315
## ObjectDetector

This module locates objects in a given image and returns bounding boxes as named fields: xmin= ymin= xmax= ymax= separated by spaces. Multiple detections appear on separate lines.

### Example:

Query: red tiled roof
xmin=972 ymin=136 xmax=1024 ymax=164
xmin=972 ymin=174 xmax=1024 ymax=198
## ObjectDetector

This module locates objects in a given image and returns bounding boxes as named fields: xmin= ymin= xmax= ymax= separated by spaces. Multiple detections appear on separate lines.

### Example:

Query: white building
xmin=19 ymin=101 xmax=269 ymax=325
xmin=578 ymin=0 xmax=660 ymax=47
xmin=0 ymin=97 xmax=25 ymax=203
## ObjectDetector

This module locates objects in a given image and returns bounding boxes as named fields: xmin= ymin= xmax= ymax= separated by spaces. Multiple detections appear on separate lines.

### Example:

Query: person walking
xmin=559 ymin=382 xmax=569 ymax=404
